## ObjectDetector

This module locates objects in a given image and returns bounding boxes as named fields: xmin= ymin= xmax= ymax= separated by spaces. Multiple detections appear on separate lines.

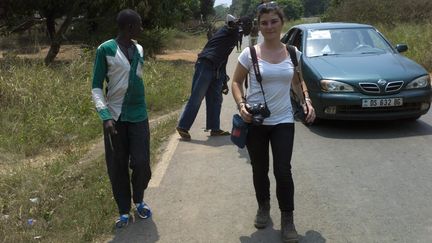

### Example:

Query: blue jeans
xmin=178 ymin=58 xmax=225 ymax=131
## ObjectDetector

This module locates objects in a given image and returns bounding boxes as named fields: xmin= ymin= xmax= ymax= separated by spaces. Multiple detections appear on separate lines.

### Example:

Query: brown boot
xmin=254 ymin=200 xmax=270 ymax=229
xmin=281 ymin=211 xmax=298 ymax=243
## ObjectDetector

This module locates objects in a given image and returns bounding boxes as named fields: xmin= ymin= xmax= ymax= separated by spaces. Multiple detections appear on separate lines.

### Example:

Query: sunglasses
xmin=257 ymin=1 xmax=279 ymax=12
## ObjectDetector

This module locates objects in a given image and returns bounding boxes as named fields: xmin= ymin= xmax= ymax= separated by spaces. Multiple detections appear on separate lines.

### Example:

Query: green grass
xmin=145 ymin=59 xmax=194 ymax=115
xmin=0 ymin=37 xmax=195 ymax=241
xmin=0 ymin=56 xmax=100 ymax=157
xmin=283 ymin=19 xmax=309 ymax=33
xmin=170 ymin=30 xmax=208 ymax=51
xmin=0 ymin=116 xmax=178 ymax=242
xmin=376 ymin=22 xmax=432 ymax=71
xmin=0 ymin=51 xmax=193 ymax=157
xmin=0 ymin=147 xmax=108 ymax=243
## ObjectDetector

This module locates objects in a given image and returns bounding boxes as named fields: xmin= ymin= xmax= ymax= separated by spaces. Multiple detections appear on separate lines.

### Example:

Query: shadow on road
xmin=307 ymin=119 xmax=432 ymax=139
xmin=239 ymin=219 xmax=326 ymax=242
xmin=109 ymin=217 xmax=159 ymax=243
xmin=182 ymin=135 xmax=232 ymax=147
xmin=239 ymin=218 xmax=280 ymax=243
xmin=299 ymin=230 xmax=326 ymax=243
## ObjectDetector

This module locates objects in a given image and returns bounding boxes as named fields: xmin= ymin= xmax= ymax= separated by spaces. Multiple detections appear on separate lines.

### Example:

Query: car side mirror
xmin=395 ymin=44 xmax=408 ymax=53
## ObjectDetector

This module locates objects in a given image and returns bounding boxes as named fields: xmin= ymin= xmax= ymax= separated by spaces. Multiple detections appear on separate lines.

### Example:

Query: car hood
xmin=306 ymin=53 xmax=427 ymax=82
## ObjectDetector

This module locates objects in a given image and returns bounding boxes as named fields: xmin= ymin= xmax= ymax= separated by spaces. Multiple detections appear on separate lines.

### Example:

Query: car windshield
xmin=305 ymin=28 xmax=394 ymax=57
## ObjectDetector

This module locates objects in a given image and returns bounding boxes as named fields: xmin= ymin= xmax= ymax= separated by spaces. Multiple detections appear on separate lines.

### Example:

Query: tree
xmin=230 ymin=0 xmax=246 ymax=17
xmin=323 ymin=0 xmax=432 ymax=24
xmin=302 ymin=0 xmax=330 ymax=17
xmin=200 ymin=0 xmax=215 ymax=21
xmin=0 ymin=0 xmax=86 ymax=65
xmin=214 ymin=4 xmax=230 ymax=19
xmin=0 ymin=0 xmax=202 ymax=64
xmin=279 ymin=0 xmax=304 ymax=20
xmin=231 ymin=0 xmax=305 ymax=20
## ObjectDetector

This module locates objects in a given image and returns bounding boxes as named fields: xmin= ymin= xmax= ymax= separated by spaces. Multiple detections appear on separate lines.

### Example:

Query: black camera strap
xmin=249 ymin=46 xmax=268 ymax=106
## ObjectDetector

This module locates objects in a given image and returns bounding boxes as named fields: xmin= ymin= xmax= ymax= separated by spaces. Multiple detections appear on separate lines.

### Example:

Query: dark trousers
xmin=103 ymin=118 xmax=151 ymax=215
xmin=178 ymin=58 xmax=224 ymax=131
xmin=246 ymin=123 xmax=295 ymax=212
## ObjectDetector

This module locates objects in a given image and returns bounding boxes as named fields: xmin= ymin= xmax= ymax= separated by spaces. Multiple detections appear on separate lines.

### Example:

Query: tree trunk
xmin=44 ymin=0 xmax=83 ymax=65
xmin=46 ymin=15 xmax=56 ymax=41
xmin=45 ymin=41 xmax=61 ymax=65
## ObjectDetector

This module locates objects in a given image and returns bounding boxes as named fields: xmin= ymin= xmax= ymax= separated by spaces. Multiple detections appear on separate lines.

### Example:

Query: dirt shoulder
xmin=155 ymin=49 xmax=198 ymax=62
xmin=1 ymin=45 xmax=198 ymax=63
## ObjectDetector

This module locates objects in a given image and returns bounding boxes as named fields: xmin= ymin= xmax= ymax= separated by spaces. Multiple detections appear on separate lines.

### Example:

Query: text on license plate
xmin=362 ymin=98 xmax=403 ymax=107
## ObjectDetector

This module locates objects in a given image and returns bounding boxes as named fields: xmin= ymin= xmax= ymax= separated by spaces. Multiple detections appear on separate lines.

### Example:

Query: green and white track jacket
xmin=91 ymin=39 xmax=148 ymax=122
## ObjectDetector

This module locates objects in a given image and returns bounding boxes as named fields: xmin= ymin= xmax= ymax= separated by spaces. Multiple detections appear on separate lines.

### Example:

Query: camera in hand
xmin=246 ymin=103 xmax=270 ymax=125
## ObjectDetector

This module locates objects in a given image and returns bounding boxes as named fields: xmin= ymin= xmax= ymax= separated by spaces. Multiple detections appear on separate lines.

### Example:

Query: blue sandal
xmin=136 ymin=202 xmax=152 ymax=219
xmin=115 ymin=214 xmax=130 ymax=228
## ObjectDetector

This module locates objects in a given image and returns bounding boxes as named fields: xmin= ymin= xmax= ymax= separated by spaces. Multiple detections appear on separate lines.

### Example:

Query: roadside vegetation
xmin=0 ymin=28 xmax=201 ymax=242
xmin=1 ymin=0 xmax=431 ymax=241
xmin=376 ymin=22 xmax=432 ymax=71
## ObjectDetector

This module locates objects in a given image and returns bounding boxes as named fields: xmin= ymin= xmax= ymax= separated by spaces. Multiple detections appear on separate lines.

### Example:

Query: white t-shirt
xmin=238 ymin=46 xmax=302 ymax=125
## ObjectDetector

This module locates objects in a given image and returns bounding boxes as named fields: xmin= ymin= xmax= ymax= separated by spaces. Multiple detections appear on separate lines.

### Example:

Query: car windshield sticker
xmin=308 ymin=30 xmax=331 ymax=40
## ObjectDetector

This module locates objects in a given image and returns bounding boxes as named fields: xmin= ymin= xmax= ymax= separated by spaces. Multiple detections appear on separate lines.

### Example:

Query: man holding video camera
xmin=176 ymin=14 xmax=252 ymax=140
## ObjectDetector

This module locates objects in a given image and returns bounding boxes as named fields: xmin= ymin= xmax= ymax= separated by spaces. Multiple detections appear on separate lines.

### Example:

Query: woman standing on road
xmin=231 ymin=2 xmax=315 ymax=242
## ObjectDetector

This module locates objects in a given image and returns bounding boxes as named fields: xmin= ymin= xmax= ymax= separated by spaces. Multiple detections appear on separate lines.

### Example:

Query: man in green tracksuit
xmin=91 ymin=9 xmax=151 ymax=228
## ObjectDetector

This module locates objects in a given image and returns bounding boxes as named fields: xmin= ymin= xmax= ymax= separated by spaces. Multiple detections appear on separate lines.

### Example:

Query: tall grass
xmin=145 ymin=59 xmax=193 ymax=115
xmin=0 ymin=117 xmax=178 ymax=242
xmin=376 ymin=22 xmax=432 ymax=71
xmin=169 ymin=30 xmax=208 ymax=51
xmin=0 ymin=35 xmax=195 ymax=240
xmin=0 ymin=55 xmax=100 ymax=157
xmin=0 ymin=49 xmax=194 ymax=157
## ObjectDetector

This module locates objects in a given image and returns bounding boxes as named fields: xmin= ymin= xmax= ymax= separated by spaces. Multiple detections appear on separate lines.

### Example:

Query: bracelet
xmin=305 ymin=97 xmax=312 ymax=104
xmin=237 ymin=101 xmax=246 ymax=110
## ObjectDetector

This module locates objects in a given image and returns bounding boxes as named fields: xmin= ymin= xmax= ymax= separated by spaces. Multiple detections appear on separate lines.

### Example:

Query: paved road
xmin=110 ymin=36 xmax=432 ymax=243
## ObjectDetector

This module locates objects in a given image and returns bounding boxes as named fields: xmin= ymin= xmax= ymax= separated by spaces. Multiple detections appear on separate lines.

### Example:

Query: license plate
xmin=362 ymin=98 xmax=403 ymax=107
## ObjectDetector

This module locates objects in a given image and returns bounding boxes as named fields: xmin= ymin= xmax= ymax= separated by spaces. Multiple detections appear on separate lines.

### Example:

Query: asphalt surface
xmin=109 ymin=36 xmax=432 ymax=243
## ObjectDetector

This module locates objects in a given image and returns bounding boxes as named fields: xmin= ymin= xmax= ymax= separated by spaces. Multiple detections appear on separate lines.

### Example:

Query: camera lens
xmin=247 ymin=103 xmax=270 ymax=125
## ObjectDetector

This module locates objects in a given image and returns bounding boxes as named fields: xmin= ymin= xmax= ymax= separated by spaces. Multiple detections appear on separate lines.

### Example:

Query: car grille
xmin=385 ymin=81 xmax=404 ymax=92
xmin=337 ymin=102 xmax=422 ymax=114
xmin=359 ymin=83 xmax=380 ymax=93
xmin=359 ymin=81 xmax=404 ymax=93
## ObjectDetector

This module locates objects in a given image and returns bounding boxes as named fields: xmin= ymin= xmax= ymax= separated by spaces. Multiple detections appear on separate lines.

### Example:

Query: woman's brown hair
xmin=257 ymin=3 xmax=285 ymax=24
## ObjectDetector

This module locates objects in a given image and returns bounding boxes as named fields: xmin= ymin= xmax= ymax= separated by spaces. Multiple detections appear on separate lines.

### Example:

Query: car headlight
xmin=320 ymin=80 xmax=354 ymax=92
xmin=406 ymin=75 xmax=430 ymax=89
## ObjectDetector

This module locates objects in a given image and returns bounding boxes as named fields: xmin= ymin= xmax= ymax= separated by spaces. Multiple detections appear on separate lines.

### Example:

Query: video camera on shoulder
xmin=226 ymin=14 xmax=240 ymax=29
xmin=226 ymin=14 xmax=252 ymax=35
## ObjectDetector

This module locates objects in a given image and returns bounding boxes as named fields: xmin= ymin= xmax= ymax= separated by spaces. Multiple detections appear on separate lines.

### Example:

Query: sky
xmin=214 ymin=0 xmax=232 ymax=7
